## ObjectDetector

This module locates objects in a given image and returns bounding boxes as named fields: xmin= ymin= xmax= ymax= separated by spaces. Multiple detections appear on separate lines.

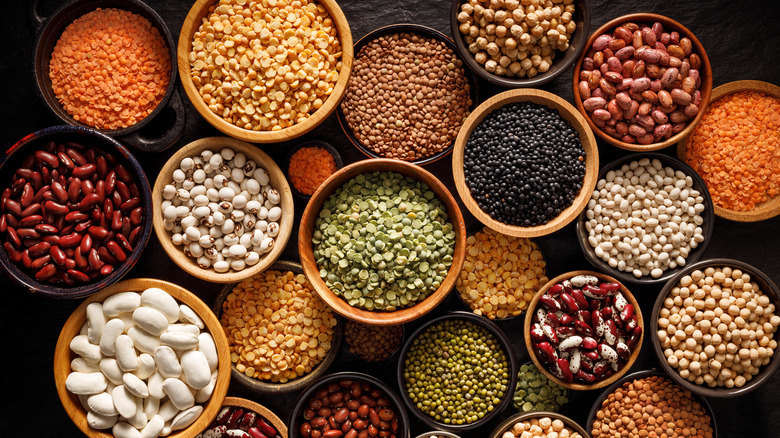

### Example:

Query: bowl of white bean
xmin=152 ymin=136 xmax=294 ymax=283
xmin=576 ymin=152 xmax=714 ymax=285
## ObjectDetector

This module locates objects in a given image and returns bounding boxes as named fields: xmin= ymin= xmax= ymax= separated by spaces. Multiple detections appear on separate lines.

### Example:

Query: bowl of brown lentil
xmin=284 ymin=140 xmax=344 ymax=200
xmin=211 ymin=259 xmax=344 ymax=395
xmin=344 ymin=320 xmax=405 ymax=364
xmin=488 ymin=411 xmax=590 ymax=438
xmin=651 ymin=258 xmax=780 ymax=398
xmin=177 ymin=0 xmax=353 ymax=144
xmin=336 ymin=23 xmax=478 ymax=165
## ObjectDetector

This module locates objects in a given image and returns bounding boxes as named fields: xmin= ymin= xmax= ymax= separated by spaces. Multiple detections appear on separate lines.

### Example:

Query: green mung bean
xmin=512 ymin=362 xmax=568 ymax=412
xmin=312 ymin=171 xmax=456 ymax=311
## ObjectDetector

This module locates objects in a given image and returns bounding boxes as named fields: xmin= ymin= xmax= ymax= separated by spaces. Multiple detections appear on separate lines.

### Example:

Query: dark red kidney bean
xmin=35 ymin=150 xmax=60 ymax=168
xmin=100 ymin=263 xmax=114 ymax=276
xmin=21 ymin=202 xmax=42 ymax=217
xmin=121 ymin=217 xmax=132 ymax=238
xmin=110 ymin=210 xmax=122 ymax=232
xmin=90 ymin=205 xmax=102 ymax=223
xmin=21 ymin=250 xmax=33 ymax=269
xmin=81 ymin=179 xmax=94 ymax=196
xmin=35 ymin=264 xmax=57 ymax=281
xmin=50 ymin=246 xmax=67 ymax=267
xmin=31 ymin=254 xmax=51 ymax=270
xmin=105 ymin=171 xmax=117 ymax=194
xmin=58 ymin=232 xmax=82 ymax=248
xmin=79 ymin=233 xmax=92 ymax=253
xmin=78 ymin=193 xmax=101 ymax=211
xmin=4 ymin=214 xmax=17 ymax=228
xmin=88 ymin=226 xmax=109 ymax=239
xmin=16 ymin=168 xmax=38 ymax=181
xmin=72 ymin=164 xmax=96 ymax=179
xmin=107 ymin=241 xmax=127 ymax=262
xmin=74 ymin=248 xmax=88 ymax=269
xmin=120 ymin=197 xmax=140 ymax=213
xmin=6 ymin=227 xmax=21 ymax=247
xmin=88 ymin=248 xmax=103 ymax=270
xmin=129 ymin=226 xmax=142 ymax=246
xmin=95 ymin=180 xmax=106 ymax=202
xmin=115 ymin=181 xmax=130 ymax=201
xmin=67 ymin=178 xmax=81 ymax=202
xmin=130 ymin=206 xmax=144 ymax=226
xmin=115 ymin=233 xmax=132 ymax=252
xmin=112 ymin=190 xmax=123 ymax=208
xmin=115 ymin=163 xmax=133 ymax=183
xmin=4 ymin=242 xmax=22 ymax=262
xmin=66 ymin=148 xmax=87 ymax=166
xmin=75 ymin=220 xmax=92 ymax=233
xmin=27 ymin=241 xmax=51 ymax=258
xmin=0 ymin=214 xmax=6 ymax=233
xmin=17 ymin=227 xmax=41 ymax=240
xmin=5 ymin=199 xmax=22 ymax=217
xmin=98 ymin=246 xmax=119 ymax=265
xmin=44 ymin=200 xmax=69 ymax=215
xmin=67 ymin=269 xmax=90 ymax=282
xmin=20 ymin=183 xmax=34 ymax=208
xmin=57 ymin=152 xmax=74 ymax=169
xmin=96 ymin=156 xmax=108 ymax=179
xmin=34 ymin=223 xmax=58 ymax=235
xmin=85 ymin=148 xmax=97 ymax=165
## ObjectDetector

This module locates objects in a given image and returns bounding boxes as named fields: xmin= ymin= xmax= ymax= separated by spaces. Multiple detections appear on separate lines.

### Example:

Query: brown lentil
xmin=341 ymin=32 xmax=472 ymax=162
xmin=220 ymin=270 xmax=338 ymax=383
xmin=457 ymin=227 xmax=547 ymax=319
xmin=591 ymin=375 xmax=714 ymax=438
xmin=502 ymin=416 xmax=583 ymax=438
xmin=344 ymin=320 xmax=403 ymax=362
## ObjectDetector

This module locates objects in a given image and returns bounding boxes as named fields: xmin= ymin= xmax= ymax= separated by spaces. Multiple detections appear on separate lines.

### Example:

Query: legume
xmin=0 ymin=140 xmax=145 ymax=285
xmin=288 ymin=145 xmax=337 ymax=196
xmin=584 ymin=157 xmax=706 ymax=279
xmin=464 ymin=101 xmax=586 ymax=226
xmin=512 ymin=362 xmax=568 ymax=412
xmin=341 ymin=32 xmax=472 ymax=162
xmin=220 ymin=270 xmax=337 ymax=383
xmin=50 ymin=8 xmax=171 ymax=130
xmin=189 ymin=0 xmax=342 ymax=132
xmin=456 ymin=0 xmax=577 ymax=78
xmin=344 ymin=320 xmax=403 ymax=362
xmin=501 ymin=416 xmax=583 ymax=438
xmin=657 ymin=266 xmax=779 ymax=388
xmin=312 ymin=171 xmax=456 ymax=311
xmin=591 ymin=375 xmax=714 ymax=438
xmin=457 ymin=227 xmax=547 ymax=319
xmin=683 ymin=91 xmax=780 ymax=211
xmin=403 ymin=318 xmax=510 ymax=425
xmin=196 ymin=405 xmax=283 ymax=438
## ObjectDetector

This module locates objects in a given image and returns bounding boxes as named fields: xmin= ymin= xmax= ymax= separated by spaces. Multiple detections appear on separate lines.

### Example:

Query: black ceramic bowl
xmin=0 ymin=125 xmax=153 ymax=299
xmin=576 ymin=152 xmax=714 ymax=285
xmin=396 ymin=311 xmax=518 ymax=432
xmin=288 ymin=371 xmax=411 ymax=438
xmin=449 ymin=0 xmax=590 ymax=88
xmin=31 ymin=0 xmax=185 ymax=152
xmin=283 ymin=140 xmax=344 ymax=200
xmin=336 ymin=23 xmax=479 ymax=166
xmin=651 ymin=258 xmax=780 ymax=398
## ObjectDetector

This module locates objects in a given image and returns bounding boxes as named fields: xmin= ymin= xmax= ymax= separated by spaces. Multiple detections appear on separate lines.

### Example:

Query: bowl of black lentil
xmin=452 ymin=88 xmax=599 ymax=238
xmin=397 ymin=311 xmax=518 ymax=432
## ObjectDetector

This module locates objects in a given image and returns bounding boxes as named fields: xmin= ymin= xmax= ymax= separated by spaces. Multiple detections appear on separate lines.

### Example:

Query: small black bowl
xmin=576 ymin=152 xmax=714 ymax=285
xmin=283 ymin=140 xmax=344 ymax=200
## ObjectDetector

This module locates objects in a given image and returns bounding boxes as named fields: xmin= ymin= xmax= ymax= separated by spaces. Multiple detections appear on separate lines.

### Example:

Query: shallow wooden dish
xmin=572 ymin=13 xmax=713 ymax=151
xmin=211 ymin=260 xmax=343 ymax=395
xmin=523 ymin=270 xmax=644 ymax=391
xmin=676 ymin=80 xmax=780 ymax=222
xmin=298 ymin=158 xmax=467 ymax=325
xmin=283 ymin=140 xmax=344 ymax=200
xmin=489 ymin=411 xmax=590 ymax=438
xmin=651 ymin=258 xmax=780 ymax=398
xmin=177 ymin=0 xmax=353 ymax=144
xmin=152 ymin=136 xmax=294 ymax=283
xmin=53 ymin=278 xmax=231 ymax=438
xmin=451 ymin=88 xmax=599 ymax=238
xmin=214 ymin=397 xmax=288 ymax=438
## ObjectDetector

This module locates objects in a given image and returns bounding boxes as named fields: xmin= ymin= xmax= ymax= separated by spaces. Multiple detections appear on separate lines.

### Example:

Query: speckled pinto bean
xmin=578 ymin=21 xmax=703 ymax=144
xmin=0 ymin=140 xmax=145 ymax=285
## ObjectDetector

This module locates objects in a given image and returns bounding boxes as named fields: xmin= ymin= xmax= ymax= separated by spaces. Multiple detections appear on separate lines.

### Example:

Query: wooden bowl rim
xmin=676 ymin=79 xmax=780 ymax=222
xmin=489 ymin=410 xmax=591 ymax=438
xmin=571 ymin=12 xmax=713 ymax=151
xmin=298 ymin=158 xmax=467 ymax=325
xmin=151 ymin=136 xmax=294 ymax=283
xmin=221 ymin=397 xmax=289 ymax=438
xmin=176 ymin=0 xmax=353 ymax=143
xmin=451 ymin=88 xmax=599 ymax=238
xmin=650 ymin=258 xmax=780 ymax=398
xmin=53 ymin=277 xmax=231 ymax=438
xmin=523 ymin=270 xmax=645 ymax=391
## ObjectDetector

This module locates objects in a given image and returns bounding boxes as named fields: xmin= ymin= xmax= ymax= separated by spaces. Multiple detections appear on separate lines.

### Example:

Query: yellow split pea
xmin=221 ymin=270 xmax=337 ymax=383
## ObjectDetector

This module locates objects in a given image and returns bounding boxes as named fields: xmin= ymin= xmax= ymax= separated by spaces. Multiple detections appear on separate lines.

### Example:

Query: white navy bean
xmin=172 ymin=406 xmax=203 ymax=431
xmin=160 ymin=331 xmax=199 ymax=350
xmin=113 ymin=421 xmax=142 ymax=438
xmin=87 ymin=410 xmax=118 ymax=430
xmin=127 ymin=327 xmax=161 ymax=355
xmin=143 ymin=396 xmax=160 ymax=421
xmin=162 ymin=378 xmax=195 ymax=410
xmin=115 ymin=335 xmax=138 ymax=371
xmin=71 ymin=357 xmax=101 ymax=373
xmin=123 ymin=373 xmax=150 ymax=398
xmin=133 ymin=307 xmax=169 ymax=336
xmin=154 ymin=346 xmax=182 ymax=378
xmin=198 ymin=332 xmax=219 ymax=372
xmin=100 ymin=358 xmax=125 ymax=385
xmin=147 ymin=371 xmax=165 ymax=399
xmin=112 ymin=385 xmax=138 ymax=419
xmin=181 ymin=350 xmax=211 ymax=390
xmin=87 ymin=391 xmax=118 ymax=417
xmin=102 ymin=292 xmax=142 ymax=317
xmin=70 ymin=334 xmax=102 ymax=363
xmin=86 ymin=302 xmax=107 ymax=344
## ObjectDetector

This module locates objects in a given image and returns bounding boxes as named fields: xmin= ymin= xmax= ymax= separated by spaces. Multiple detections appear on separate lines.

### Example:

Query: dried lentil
xmin=341 ymin=32 xmax=472 ymax=162
xmin=344 ymin=320 xmax=403 ymax=362
xmin=457 ymin=227 xmax=547 ymax=319
xmin=502 ymin=416 xmax=583 ymax=438
xmin=288 ymin=145 xmax=337 ymax=195
xmin=220 ymin=270 xmax=337 ymax=383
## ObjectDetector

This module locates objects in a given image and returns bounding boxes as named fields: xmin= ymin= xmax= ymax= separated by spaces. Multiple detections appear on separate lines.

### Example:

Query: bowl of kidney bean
xmin=288 ymin=371 xmax=410 ymax=438
xmin=523 ymin=270 xmax=644 ymax=391
xmin=0 ymin=125 xmax=153 ymax=299
xmin=196 ymin=397 xmax=288 ymax=438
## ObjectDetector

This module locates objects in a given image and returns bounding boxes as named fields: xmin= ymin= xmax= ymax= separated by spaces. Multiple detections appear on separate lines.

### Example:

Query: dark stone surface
xmin=1 ymin=0 xmax=779 ymax=436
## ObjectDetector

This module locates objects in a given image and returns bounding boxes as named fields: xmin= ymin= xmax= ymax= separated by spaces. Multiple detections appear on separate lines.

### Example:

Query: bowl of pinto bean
xmin=0 ymin=125 xmax=153 ymax=299
xmin=572 ymin=13 xmax=712 ymax=151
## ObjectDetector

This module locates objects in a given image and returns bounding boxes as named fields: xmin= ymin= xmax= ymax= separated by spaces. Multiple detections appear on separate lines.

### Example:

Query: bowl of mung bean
xmin=397 ymin=311 xmax=518 ymax=432
xmin=177 ymin=0 xmax=353 ymax=144
xmin=336 ymin=24 xmax=478 ymax=165
xmin=452 ymin=88 xmax=599 ymax=238
xmin=651 ymin=258 xmax=780 ymax=398
xmin=576 ymin=152 xmax=714 ymax=285
xmin=211 ymin=259 xmax=344 ymax=395
xmin=489 ymin=411 xmax=590 ymax=438
xmin=299 ymin=158 xmax=467 ymax=326
xmin=450 ymin=0 xmax=590 ymax=88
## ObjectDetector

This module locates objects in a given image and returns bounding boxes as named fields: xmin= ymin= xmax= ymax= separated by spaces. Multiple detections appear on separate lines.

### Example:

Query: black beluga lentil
xmin=464 ymin=102 xmax=587 ymax=226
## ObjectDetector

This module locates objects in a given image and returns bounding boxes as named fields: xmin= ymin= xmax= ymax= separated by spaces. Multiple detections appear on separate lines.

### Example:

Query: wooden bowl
xmin=177 ymin=0 xmax=353 ymax=144
xmin=676 ymin=80 xmax=780 ymax=222
xmin=283 ymin=140 xmax=344 ymax=200
xmin=210 ymin=397 xmax=288 ymax=438
xmin=211 ymin=260 xmax=343 ymax=395
xmin=572 ymin=13 xmax=713 ymax=151
xmin=152 ymin=136 xmax=294 ymax=283
xmin=489 ymin=411 xmax=590 ymax=438
xmin=53 ymin=278 xmax=231 ymax=438
xmin=523 ymin=270 xmax=644 ymax=391
xmin=298 ymin=158 xmax=467 ymax=326
xmin=650 ymin=258 xmax=780 ymax=398
xmin=575 ymin=152 xmax=715 ymax=285
xmin=415 ymin=432 xmax=461 ymax=438
xmin=451 ymin=88 xmax=599 ymax=238
xmin=449 ymin=0 xmax=591 ymax=88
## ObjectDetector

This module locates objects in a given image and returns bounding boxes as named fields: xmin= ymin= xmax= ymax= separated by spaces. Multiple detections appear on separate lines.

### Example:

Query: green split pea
xmin=512 ymin=362 xmax=568 ymax=412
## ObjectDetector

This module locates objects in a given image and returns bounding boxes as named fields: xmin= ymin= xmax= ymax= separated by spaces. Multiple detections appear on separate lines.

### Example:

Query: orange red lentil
xmin=684 ymin=91 xmax=780 ymax=211
xmin=288 ymin=145 xmax=337 ymax=195
xmin=49 ymin=8 xmax=171 ymax=130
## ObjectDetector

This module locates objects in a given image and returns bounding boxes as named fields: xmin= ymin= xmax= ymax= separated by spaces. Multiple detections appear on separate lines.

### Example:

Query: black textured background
xmin=2 ymin=0 xmax=779 ymax=436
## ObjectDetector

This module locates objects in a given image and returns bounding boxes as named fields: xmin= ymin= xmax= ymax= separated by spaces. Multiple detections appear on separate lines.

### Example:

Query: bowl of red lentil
xmin=32 ymin=0 xmax=185 ymax=152
xmin=177 ymin=0 xmax=353 ymax=144
xmin=284 ymin=140 xmax=344 ymax=200
xmin=211 ymin=259 xmax=344 ymax=395
xmin=336 ymin=23 xmax=479 ymax=165
xmin=586 ymin=370 xmax=717 ymax=438
xmin=676 ymin=80 xmax=780 ymax=222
